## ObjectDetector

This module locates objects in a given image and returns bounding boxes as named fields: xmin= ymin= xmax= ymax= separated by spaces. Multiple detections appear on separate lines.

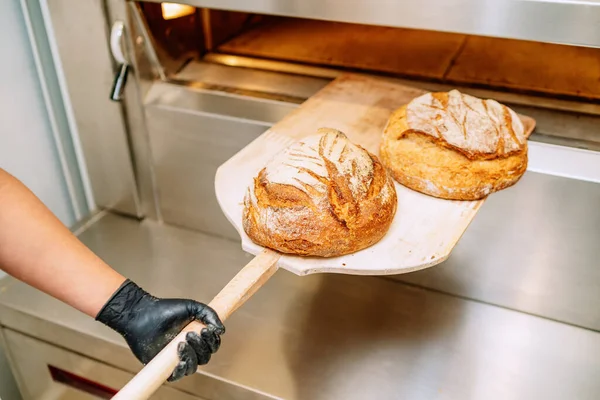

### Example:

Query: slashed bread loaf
xmin=380 ymin=90 xmax=529 ymax=200
xmin=243 ymin=128 xmax=397 ymax=257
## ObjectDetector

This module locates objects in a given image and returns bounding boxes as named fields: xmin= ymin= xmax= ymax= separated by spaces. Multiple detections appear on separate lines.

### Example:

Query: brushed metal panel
xmin=142 ymin=0 xmax=600 ymax=48
xmin=394 ymin=171 xmax=600 ymax=330
xmin=0 ymin=328 xmax=22 ymax=400
xmin=145 ymin=82 xmax=298 ymax=124
xmin=4 ymin=329 xmax=205 ymax=399
xmin=2 ymin=213 xmax=600 ymax=399
xmin=145 ymin=90 xmax=275 ymax=238
xmin=45 ymin=0 xmax=141 ymax=216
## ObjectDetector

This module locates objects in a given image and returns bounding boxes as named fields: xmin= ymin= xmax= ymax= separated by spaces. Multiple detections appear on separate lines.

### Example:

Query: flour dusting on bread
xmin=406 ymin=90 xmax=526 ymax=159
xmin=264 ymin=129 xmax=376 ymax=200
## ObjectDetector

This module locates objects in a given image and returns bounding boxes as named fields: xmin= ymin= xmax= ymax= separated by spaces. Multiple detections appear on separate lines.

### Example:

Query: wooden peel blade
xmin=111 ymin=249 xmax=281 ymax=400
xmin=214 ymin=75 xmax=537 ymax=277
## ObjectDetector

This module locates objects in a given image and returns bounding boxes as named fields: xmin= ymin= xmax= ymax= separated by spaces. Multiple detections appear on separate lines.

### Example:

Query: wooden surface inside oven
xmin=215 ymin=17 xmax=600 ymax=101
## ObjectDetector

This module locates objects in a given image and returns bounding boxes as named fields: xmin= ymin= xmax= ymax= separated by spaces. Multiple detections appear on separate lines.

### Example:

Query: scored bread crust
xmin=243 ymin=128 xmax=397 ymax=257
xmin=380 ymin=91 xmax=529 ymax=200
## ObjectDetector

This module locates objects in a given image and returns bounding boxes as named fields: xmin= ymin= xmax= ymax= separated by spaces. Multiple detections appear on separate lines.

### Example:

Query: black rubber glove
xmin=96 ymin=279 xmax=225 ymax=381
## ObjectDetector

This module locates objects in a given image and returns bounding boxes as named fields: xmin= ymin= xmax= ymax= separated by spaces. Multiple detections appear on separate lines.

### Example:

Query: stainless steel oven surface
xmin=1 ymin=327 xmax=205 ymax=400
xmin=1 ymin=0 xmax=600 ymax=399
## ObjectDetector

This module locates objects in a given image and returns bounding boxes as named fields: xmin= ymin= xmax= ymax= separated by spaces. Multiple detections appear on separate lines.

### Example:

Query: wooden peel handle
xmin=111 ymin=249 xmax=281 ymax=400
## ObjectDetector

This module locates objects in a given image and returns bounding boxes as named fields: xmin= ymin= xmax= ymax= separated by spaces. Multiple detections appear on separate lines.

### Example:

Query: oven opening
xmin=135 ymin=2 xmax=600 ymax=103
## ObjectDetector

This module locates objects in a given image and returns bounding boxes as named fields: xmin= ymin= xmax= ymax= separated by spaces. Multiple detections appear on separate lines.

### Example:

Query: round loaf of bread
xmin=243 ymin=128 xmax=397 ymax=257
xmin=380 ymin=90 xmax=529 ymax=200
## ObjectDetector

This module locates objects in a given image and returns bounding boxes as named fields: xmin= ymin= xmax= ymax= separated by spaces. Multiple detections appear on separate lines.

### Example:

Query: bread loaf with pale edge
xmin=380 ymin=90 xmax=530 ymax=200
xmin=243 ymin=128 xmax=397 ymax=257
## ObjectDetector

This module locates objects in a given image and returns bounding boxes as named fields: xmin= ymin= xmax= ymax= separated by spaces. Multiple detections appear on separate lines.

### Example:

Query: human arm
xmin=0 ymin=168 xmax=224 ymax=380
xmin=0 ymin=168 xmax=125 ymax=316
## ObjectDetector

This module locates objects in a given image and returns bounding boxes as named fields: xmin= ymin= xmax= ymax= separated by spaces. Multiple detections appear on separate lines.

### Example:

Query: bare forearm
xmin=0 ymin=169 xmax=125 ymax=317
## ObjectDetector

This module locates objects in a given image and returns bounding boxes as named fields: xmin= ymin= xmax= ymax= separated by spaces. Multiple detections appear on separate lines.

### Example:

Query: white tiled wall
xmin=0 ymin=1 xmax=81 ymax=398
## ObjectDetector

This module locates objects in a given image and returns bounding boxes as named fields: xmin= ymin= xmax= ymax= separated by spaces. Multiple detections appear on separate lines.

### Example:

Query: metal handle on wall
xmin=109 ymin=21 xmax=129 ymax=101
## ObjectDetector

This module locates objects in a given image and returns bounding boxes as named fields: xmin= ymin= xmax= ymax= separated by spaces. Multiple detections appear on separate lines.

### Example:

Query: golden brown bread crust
xmin=380 ymin=92 xmax=529 ymax=201
xmin=243 ymin=128 xmax=397 ymax=257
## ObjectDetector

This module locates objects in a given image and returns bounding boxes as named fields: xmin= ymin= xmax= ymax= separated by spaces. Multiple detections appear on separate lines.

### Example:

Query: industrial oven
xmin=1 ymin=1 xmax=600 ymax=399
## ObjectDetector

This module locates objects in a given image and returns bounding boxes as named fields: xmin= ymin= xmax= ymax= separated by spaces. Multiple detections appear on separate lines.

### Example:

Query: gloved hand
xmin=96 ymin=279 xmax=225 ymax=381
